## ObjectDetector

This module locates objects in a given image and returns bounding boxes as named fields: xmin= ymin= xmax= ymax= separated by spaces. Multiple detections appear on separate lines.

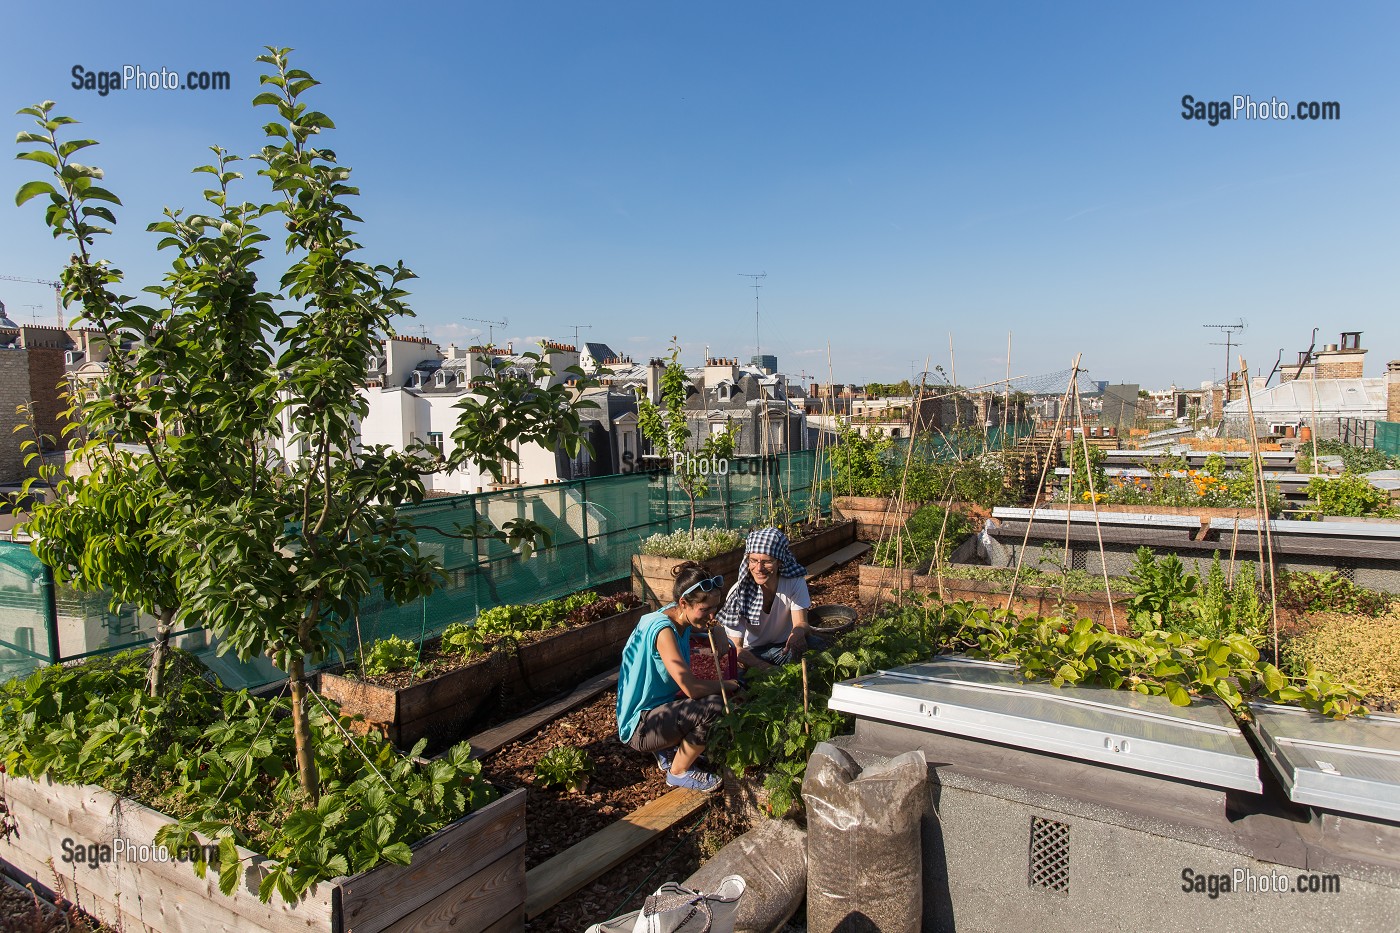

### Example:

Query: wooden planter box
xmin=321 ymin=604 xmax=649 ymax=751
xmin=631 ymin=521 xmax=857 ymax=603
xmin=832 ymin=496 xmax=918 ymax=542
xmin=0 ymin=773 xmax=526 ymax=933
xmin=857 ymin=563 xmax=1132 ymax=627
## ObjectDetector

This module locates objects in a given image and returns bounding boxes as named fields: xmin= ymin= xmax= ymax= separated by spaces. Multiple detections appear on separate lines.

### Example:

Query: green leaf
xmin=1163 ymin=682 xmax=1191 ymax=707
xmin=15 ymin=180 xmax=56 ymax=206
xmin=217 ymin=836 xmax=241 ymax=895
xmin=380 ymin=841 xmax=413 ymax=865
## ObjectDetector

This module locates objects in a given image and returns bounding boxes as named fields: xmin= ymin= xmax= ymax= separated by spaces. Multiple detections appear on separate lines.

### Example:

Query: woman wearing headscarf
xmin=717 ymin=527 xmax=819 ymax=671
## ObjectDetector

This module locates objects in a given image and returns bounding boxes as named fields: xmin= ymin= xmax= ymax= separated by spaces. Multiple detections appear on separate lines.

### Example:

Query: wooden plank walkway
xmin=524 ymin=787 xmax=711 ymax=919
xmin=464 ymin=667 xmax=620 ymax=760
xmin=805 ymin=541 xmax=871 ymax=580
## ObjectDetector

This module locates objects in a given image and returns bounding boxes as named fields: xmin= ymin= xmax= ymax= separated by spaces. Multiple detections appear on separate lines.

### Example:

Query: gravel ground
xmin=0 ymin=873 xmax=111 ymax=933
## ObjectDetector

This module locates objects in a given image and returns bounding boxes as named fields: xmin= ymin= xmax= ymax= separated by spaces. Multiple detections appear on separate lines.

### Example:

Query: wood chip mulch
xmin=0 ymin=874 xmax=113 ymax=933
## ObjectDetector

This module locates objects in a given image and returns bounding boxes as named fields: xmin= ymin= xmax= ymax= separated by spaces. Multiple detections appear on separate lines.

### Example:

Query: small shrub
xmin=534 ymin=746 xmax=593 ymax=792
xmin=1283 ymin=609 xmax=1400 ymax=708
xmin=1307 ymin=473 xmax=1396 ymax=518
xmin=360 ymin=635 xmax=418 ymax=676
xmin=1297 ymin=440 xmax=1400 ymax=475
xmin=1279 ymin=571 xmax=1393 ymax=619
xmin=871 ymin=504 xmax=974 ymax=568
xmin=640 ymin=527 xmax=745 ymax=560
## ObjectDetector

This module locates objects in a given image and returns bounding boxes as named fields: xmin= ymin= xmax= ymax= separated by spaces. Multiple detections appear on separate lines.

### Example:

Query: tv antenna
xmin=739 ymin=272 xmax=766 ymax=359
xmin=569 ymin=324 xmax=591 ymax=350
xmin=1203 ymin=320 xmax=1246 ymax=384
xmin=465 ymin=316 xmax=508 ymax=344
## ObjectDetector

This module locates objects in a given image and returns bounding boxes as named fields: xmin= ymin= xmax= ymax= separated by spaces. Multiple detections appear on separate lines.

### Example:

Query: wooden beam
xmin=523 ymin=788 xmax=709 ymax=919
xmin=805 ymin=542 xmax=871 ymax=580
xmin=464 ymin=668 xmax=620 ymax=762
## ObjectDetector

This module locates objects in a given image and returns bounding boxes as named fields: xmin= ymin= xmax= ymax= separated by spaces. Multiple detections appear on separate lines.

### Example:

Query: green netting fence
xmin=0 ymin=450 xmax=833 ymax=689
xmin=0 ymin=427 xmax=1033 ymax=689
xmin=1376 ymin=421 xmax=1400 ymax=457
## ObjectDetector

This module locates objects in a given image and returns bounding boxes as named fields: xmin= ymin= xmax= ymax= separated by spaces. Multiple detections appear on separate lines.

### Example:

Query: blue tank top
xmin=617 ymin=606 xmax=691 ymax=743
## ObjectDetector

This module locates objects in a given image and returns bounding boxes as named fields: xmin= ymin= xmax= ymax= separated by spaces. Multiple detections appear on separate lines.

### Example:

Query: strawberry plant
xmin=0 ymin=649 xmax=494 ymax=903
xmin=533 ymin=746 xmax=594 ymax=793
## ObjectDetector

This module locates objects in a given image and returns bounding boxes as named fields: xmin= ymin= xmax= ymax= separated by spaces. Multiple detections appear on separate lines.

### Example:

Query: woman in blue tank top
xmin=617 ymin=561 xmax=741 ymax=792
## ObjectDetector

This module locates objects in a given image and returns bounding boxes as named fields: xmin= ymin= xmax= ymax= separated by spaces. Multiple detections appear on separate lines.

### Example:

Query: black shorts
xmin=626 ymin=694 xmax=726 ymax=753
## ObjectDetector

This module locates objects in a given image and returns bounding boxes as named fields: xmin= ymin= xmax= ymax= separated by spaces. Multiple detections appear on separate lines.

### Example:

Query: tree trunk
xmin=288 ymin=655 xmax=320 ymax=802
xmin=146 ymin=606 xmax=175 ymax=698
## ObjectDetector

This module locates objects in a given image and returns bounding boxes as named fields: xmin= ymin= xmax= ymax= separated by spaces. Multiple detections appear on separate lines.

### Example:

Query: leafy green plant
xmin=533 ymin=746 xmax=594 ymax=792
xmin=360 ymin=635 xmax=418 ymax=676
xmin=1278 ymin=570 xmax=1393 ymax=618
xmin=636 ymin=339 xmax=737 ymax=531
xmin=825 ymin=425 xmax=896 ymax=498
xmin=0 ymin=649 xmax=494 ymax=903
xmin=1296 ymin=439 xmax=1400 ymax=474
xmin=1125 ymin=548 xmax=1267 ymax=642
xmin=1307 ymin=473 xmax=1396 ymax=518
xmin=870 ymin=504 xmax=975 ymax=569
xmin=640 ymin=527 xmax=745 ymax=561
xmin=436 ymin=590 xmax=636 ymax=662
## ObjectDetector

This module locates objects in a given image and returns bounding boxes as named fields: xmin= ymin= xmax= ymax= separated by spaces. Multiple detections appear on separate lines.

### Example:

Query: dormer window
xmin=456 ymin=370 xmax=468 ymax=388
xmin=435 ymin=370 xmax=447 ymax=387
xmin=367 ymin=355 xmax=380 ymax=371
xmin=412 ymin=371 xmax=424 ymax=388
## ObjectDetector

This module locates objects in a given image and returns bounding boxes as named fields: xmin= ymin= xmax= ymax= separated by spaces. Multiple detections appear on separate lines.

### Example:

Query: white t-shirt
xmin=723 ymin=575 xmax=811 ymax=649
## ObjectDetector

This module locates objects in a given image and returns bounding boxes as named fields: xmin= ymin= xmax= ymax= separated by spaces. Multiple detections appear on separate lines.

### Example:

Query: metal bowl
xmin=808 ymin=604 xmax=857 ymax=636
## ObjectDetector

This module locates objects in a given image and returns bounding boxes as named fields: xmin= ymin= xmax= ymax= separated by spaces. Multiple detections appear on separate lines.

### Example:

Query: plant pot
xmin=321 ymin=604 xmax=650 ymax=751
xmin=631 ymin=521 xmax=858 ymax=602
xmin=0 ymin=773 xmax=526 ymax=933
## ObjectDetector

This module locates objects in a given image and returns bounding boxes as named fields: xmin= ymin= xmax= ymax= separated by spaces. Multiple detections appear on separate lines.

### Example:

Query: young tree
xmin=636 ymin=340 xmax=736 ymax=532
xmin=15 ymin=48 xmax=592 ymax=799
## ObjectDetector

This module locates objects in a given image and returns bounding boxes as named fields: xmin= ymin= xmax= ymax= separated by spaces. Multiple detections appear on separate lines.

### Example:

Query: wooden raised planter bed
xmin=832 ymin=496 xmax=917 ymax=542
xmin=321 ymin=604 xmax=649 ymax=751
xmin=630 ymin=520 xmax=857 ymax=603
xmin=0 ymin=773 xmax=526 ymax=933
xmin=857 ymin=563 xmax=1132 ymax=627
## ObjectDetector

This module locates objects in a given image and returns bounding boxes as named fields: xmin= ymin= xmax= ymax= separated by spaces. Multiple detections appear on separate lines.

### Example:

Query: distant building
xmin=751 ymin=354 xmax=778 ymax=375
xmin=1221 ymin=332 xmax=1396 ymax=440
xmin=0 ymin=318 xmax=119 ymax=484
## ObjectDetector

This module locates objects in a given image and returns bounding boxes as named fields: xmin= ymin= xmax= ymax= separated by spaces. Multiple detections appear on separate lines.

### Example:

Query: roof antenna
xmin=739 ymin=272 xmax=767 ymax=362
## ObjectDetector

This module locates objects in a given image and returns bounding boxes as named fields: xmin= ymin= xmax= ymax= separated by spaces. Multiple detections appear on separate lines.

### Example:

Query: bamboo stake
xmin=1071 ymin=369 xmax=1120 ymax=634
xmin=1006 ymin=362 xmax=1078 ymax=610
xmin=801 ymin=656 xmax=810 ymax=734
xmin=1239 ymin=356 xmax=1281 ymax=661
xmin=707 ymin=627 xmax=731 ymax=714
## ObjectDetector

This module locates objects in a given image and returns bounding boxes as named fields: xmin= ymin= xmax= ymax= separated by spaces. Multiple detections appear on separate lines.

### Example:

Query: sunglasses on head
xmin=680 ymin=575 xmax=725 ymax=599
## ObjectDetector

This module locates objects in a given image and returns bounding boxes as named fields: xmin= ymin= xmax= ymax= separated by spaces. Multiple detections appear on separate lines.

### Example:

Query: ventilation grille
xmin=1334 ymin=559 xmax=1357 ymax=583
xmin=1069 ymin=549 xmax=1087 ymax=572
xmin=1029 ymin=816 xmax=1070 ymax=894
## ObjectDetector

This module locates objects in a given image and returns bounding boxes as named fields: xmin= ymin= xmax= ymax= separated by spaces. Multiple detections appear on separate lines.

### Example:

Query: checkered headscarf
xmin=717 ymin=527 xmax=806 ymax=630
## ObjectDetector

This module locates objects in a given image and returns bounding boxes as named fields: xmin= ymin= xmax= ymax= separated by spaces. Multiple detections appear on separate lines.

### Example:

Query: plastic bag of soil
xmin=685 ymin=819 xmax=807 ymax=933
xmin=802 ymin=742 xmax=926 ymax=933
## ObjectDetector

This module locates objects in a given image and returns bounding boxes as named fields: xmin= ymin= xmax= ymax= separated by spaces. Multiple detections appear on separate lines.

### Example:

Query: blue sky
xmin=3 ymin=2 xmax=1397 ymax=389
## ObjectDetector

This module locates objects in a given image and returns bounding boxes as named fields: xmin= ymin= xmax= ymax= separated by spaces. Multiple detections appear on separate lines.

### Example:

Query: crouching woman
xmin=617 ymin=562 xmax=741 ymax=792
